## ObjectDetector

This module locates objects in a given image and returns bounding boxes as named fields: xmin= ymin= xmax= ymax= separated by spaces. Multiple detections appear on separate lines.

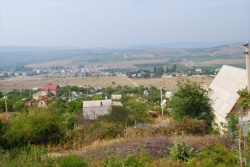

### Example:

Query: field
xmin=0 ymin=75 xmax=213 ymax=92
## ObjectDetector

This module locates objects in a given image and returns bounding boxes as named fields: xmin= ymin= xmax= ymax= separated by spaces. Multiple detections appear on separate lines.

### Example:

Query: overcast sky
xmin=0 ymin=0 xmax=249 ymax=48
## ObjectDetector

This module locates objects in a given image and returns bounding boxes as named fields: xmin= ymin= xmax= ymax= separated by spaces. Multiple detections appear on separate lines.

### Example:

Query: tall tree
xmin=170 ymin=79 xmax=213 ymax=124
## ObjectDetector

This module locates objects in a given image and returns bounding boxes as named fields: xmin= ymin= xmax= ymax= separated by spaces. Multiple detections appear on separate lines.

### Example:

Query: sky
xmin=0 ymin=0 xmax=249 ymax=48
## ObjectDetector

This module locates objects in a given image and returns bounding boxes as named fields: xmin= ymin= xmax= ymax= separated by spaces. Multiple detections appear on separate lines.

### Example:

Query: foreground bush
xmin=0 ymin=145 xmax=88 ymax=167
xmin=168 ymin=137 xmax=196 ymax=161
xmin=0 ymin=139 xmax=238 ymax=167
xmin=59 ymin=155 xmax=88 ymax=167
xmin=188 ymin=142 xmax=238 ymax=167
xmin=2 ymin=109 xmax=66 ymax=148
xmin=89 ymin=122 xmax=125 ymax=140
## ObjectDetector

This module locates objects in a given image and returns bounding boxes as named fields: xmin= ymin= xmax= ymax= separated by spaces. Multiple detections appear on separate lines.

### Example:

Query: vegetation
xmin=0 ymin=82 xmax=246 ymax=166
xmin=170 ymin=79 xmax=214 ymax=125
xmin=168 ymin=136 xmax=196 ymax=161
xmin=2 ymin=109 xmax=65 ymax=148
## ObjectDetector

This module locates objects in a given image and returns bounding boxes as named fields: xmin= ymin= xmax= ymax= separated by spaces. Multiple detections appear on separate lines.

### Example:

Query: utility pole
xmin=4 ymin=92 xmax=8 ymax=119
xmin=160 ymin=85 xmax=164 ymax=119
xmin=238 ymin=108 xmax=243 ymax=167
xmin=243 ymin=43 xmax=250 ymax=91
xmin=238 ymin=43 xmax=250 ymax=167
xmin=68 ymin=88 xmax=71 ymax=101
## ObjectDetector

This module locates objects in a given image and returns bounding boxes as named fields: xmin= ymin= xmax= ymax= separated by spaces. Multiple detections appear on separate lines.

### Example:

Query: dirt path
xmin=121 ymin=77 xmax=138 ymax=87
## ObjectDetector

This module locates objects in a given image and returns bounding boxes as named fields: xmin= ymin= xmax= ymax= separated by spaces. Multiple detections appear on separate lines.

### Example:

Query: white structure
xmin=143 ymin=90 xmax=149 ymax=96
xmin=209 ymin=65 xmax=247 ymax=129
xmin=165 ymin=91 xmax=172 ymax=98
xmin=83 ymin=100 xmax=122 ymax=120
xmin=32 ymin=91 xmax=48 ymax=100
xmin=111 ymin=94 xmax=122 ymax=100
xmin=195 ymin=68 xmax=202 ymax=73
xmin=161 ymin=99 xmax=167 ymax=108
xmin=38 ymin=100 xmax=48 ymax=108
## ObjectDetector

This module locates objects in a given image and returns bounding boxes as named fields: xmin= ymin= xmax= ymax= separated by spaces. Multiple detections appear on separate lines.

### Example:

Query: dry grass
xmin=0 ymin=75 xmax=213 ymax=92
xmin=48 ymin=134 xmax=231 ymax=160
xmin=27 ymin=60 xmax=73 ymax=68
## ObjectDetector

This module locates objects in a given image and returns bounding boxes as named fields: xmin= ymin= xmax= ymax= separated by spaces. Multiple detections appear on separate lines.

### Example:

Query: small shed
xmin=143 ymin=90 xmax=149 ymax=96
xmin=83 ymin=100 xmax=122 ymax=120
xmin=111 ymin=94 xmax=122 ymax=100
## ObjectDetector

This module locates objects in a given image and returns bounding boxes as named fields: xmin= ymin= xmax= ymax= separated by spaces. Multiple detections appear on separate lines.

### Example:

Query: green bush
xmin=170 ymin=79 xmax=214 ymax=125
xmin=3 ymin=109 xmax=65 ymax=147
xmin=168 ymin=137 xmax=196 ymax=161
xmin=59 ymin=155 xmax=88 ymax=167
xmin=188 ymin=143 xmax=238 ymax=167
xmin=123 ymin=155 xmax=146 ymax=167
xmin=98 ymin=106 xmax=129 ymax=124
xmin=0 ymin=144 xmax=52 ymax=167
xmin=89 ymin=122 xmax=124 ymax=140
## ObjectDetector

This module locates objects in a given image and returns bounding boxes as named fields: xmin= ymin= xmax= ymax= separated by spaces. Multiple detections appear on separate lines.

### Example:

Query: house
xmin=38 ymin=97 xmax=48 ymax=108
xmin=209 ymin=65 xmax=248 ymax=131
xmin=111 ymin=94 xmax=122 ymax=100
xmin=165 ymin=91 xmax=172 ymax=99
xmin=143 ymin=90 xmax=149 ymax=96
xmin=83 ymin=99 xmax=122 ymax=120
xmin=42 ymin=83 xmax=60 ymax=97
xmin=126 ymin=93 xmax=134 ymax=97
xmin=92 ymin=86 xmax=102 ymax=91
xmin=195 ymin=68 xmax=202 ymax=73
xmin=69 ymin=91 xmax=79 ymax=101
xmin=32 ymin=91 xmax=48 ymax=100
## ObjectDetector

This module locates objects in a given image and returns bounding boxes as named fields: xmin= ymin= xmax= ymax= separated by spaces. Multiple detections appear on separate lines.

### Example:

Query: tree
xmin=237 ymin=88 xmax=250 ymax=110
xmin=66 ymin=100 xmax=83 ymax=113
xmin=172 ymin=64 xmax=177 ymax=72
xmin=98 ymin=106 xmax=129 ymax=124
xmin=170 ymin=79 xmax=213 ymax=124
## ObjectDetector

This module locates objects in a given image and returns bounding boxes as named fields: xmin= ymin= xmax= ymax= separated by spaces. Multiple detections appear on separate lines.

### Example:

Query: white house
xmin=83 ymin=100 xmax=122 ymax=120
xmin=143 ymin=90 xmax=149 ymax=96
xmin=209 ymin=65 xmax=248 ymax=130
xmin=195 ymin=68 xmax=202 ymax=73
xmin=165 ymin=91 xmax=172 ymax=99
xmin=32 ymin=91 xmax=48 ymax=100
xmin=111 ymin=94 xmax=122 ymax=100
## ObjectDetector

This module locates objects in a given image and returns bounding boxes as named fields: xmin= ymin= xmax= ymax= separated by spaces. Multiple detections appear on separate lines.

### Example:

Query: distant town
xmin=0 ymin=63 xmax=218 ymax=80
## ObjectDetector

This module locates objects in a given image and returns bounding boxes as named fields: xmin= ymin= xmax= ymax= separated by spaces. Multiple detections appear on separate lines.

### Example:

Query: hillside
xmin=0 ymin=43 xmax=246 ymax=68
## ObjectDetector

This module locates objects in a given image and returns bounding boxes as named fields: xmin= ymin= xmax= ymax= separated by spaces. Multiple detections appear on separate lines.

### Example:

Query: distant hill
xmin=0 ymin=43 xmax=246 ymax=68
xmin=0 ymin=46 xmax=78 ymax=52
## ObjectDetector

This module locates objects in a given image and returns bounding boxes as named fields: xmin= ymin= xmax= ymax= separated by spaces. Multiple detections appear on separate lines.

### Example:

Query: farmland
xmin=0 ymin=75 xmax=213 ymax=93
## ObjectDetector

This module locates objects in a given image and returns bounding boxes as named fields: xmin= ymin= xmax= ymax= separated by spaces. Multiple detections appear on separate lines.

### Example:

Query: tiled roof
xmin=42 ymin=83 xmax=59 ymax=91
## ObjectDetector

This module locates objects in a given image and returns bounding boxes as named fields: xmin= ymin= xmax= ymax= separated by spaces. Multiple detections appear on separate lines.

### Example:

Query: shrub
xmin=3 ymin=109 xmax=65 ymax=147
xmin=168 ymin=137 xmax=196 ymax=161
xmin=188 ymin=143 xmax=238 ymax=167
xmin=59 ymin=155 xmax=88 ymax=167
xmin=98 ymin=106 xmax=129 ymax=124
xmin=89 ymin=122 xmax=124 ymax=140
xmin=170 ymin=79 xmax=214 ymax=125
xmin=123 ymin=155 xmax=146 ymax=167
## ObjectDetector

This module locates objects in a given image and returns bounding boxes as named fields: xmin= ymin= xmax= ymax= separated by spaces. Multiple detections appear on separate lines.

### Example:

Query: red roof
xmin=42 ymin=83 xmax=59 ymax=91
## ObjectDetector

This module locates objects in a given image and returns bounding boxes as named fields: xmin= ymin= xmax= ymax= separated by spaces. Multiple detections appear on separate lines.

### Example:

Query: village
xmin=0 ymin=61 xmax=216 ymax=79
xmin=0 ymin=44 xmax=249 ymax=167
